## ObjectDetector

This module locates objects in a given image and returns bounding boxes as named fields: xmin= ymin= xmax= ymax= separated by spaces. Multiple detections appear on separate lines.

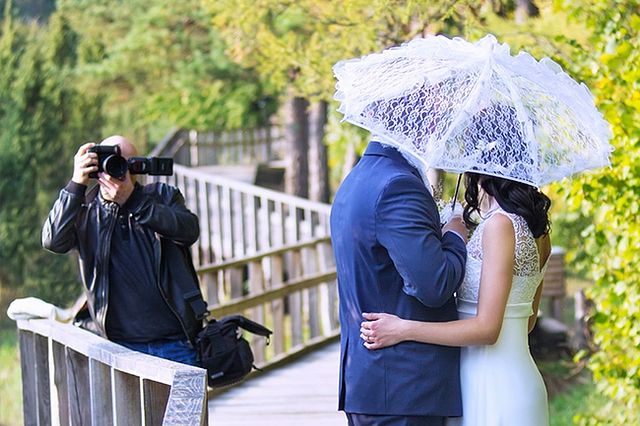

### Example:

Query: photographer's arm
xmin=126 ymin=184 xmax=200 ymax=246
xmin=42 ymin=143 xmax=97 ymax=253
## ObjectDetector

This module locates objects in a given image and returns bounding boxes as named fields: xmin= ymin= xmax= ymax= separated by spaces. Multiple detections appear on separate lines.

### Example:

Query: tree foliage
xmin=56 ymin=0 xmax=275 ymax=140
xmin=0 ymin=4 xmax=103 ymax=307
xmin=553 ymin=0 xmax=640 ymax=423
xmin=206 ymin=0 xmax=496 ymax=101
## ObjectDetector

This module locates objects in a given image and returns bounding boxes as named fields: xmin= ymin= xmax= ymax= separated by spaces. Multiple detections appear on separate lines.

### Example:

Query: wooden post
xmin=142 ymin=379 xmax=170 ymax=426
xmin=89 ymin=359 xmax=113 ymax=425
xmin=66 ymin=348 xmax=91 ymax=426
xmin=113 ymin=370 xmax=142 ymax=425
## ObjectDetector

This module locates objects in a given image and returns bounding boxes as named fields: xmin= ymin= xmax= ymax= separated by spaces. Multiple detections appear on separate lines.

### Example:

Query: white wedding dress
xmin=448 ymin=209 xmax=549 ymax=426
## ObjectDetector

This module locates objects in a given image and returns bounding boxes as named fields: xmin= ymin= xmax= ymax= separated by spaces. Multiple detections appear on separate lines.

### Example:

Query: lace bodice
xmin=457 ymin=209 xmax=548 ymax=307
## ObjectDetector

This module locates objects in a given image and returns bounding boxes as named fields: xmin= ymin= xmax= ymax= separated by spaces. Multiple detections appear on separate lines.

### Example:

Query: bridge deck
xmin=208 ymin=341 xmax=344 ymax=426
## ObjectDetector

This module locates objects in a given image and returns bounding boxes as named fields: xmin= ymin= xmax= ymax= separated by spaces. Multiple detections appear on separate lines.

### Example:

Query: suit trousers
xmin=346 ymin=413 xmax=447 ymax=426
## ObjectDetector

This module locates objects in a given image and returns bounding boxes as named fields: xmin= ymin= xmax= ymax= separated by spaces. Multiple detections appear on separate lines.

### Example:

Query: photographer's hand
xmin=72 ymin=143 xmax=98 ymax=186
xmin=98 ymin=172 xmax=134 ymax=206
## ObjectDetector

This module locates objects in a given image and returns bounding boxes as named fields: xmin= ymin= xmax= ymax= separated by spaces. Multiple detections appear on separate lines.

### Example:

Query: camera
xmin=88 ymin=145 xmax=173 ymax=178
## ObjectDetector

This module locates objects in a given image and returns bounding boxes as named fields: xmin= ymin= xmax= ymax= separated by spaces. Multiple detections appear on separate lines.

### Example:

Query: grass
xmin=0 ymin=328 xmax=22 ymax=426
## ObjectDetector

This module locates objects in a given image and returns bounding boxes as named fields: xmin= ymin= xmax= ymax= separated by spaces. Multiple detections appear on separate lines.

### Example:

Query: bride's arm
xmin=361 ymin=214 xmax=515 ymax=348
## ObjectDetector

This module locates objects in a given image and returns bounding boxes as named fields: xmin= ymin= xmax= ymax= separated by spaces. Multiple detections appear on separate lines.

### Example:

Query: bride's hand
xmin=360 ymin=312 xmax=406 ymax=350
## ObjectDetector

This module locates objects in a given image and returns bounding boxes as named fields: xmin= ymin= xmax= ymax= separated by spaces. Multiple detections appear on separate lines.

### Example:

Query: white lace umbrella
xmin=333 ymin=34 xmax=613 ymax=187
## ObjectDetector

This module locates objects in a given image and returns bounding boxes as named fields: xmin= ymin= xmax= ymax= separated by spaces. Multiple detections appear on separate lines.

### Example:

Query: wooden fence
xmin=16 ymin=319 xmax=207 ymax=426
xmin=150 ymin=165 xmax=332 ymax=266
xmin=197 ymin=236 xmax=339 ymax=377
xmin=150 ymin=127 xmax=286 ymax=167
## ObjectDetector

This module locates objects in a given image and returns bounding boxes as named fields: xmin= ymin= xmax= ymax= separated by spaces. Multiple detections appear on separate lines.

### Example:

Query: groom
xmin=330 ymin=141 xmax=468 ymax=425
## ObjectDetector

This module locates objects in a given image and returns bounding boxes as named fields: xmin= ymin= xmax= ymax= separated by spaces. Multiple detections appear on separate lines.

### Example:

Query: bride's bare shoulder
xmin=481 ymin=213 xmax=516 ymax=251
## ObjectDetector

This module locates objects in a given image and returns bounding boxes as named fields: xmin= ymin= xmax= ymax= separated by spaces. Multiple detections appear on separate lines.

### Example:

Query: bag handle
xmin=222 ymin=315 xmax=273 ymax=337
xmin=183 ymin=290 xmax=209 ymax=321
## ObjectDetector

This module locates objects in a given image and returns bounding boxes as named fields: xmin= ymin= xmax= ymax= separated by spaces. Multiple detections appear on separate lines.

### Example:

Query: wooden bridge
xmin=16 ymin=126 xmax=567 ymax=425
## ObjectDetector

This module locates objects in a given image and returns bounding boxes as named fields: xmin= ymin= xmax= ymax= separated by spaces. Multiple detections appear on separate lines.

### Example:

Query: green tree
xmin=0 ymin=3 xmax=103 ymax=309
xmin=553 ymin=0 xmax=640 ymax=423
xmin=57 ymin=0 xmax=275 ymax=144
xmin=205 ymin=0 xmax=496 ymax=198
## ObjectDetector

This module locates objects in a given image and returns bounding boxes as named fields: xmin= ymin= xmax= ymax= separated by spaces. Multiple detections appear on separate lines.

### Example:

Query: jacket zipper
xmin=98 ymin=201 xmax=118 ymax=337
xmin=152 ymin=234 xmax=193 ymax=346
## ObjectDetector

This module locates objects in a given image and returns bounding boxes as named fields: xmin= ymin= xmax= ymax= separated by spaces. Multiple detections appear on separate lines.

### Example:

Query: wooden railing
xmin=541 ymin=246 xmax=567 ymax=321
xmin=16 ymin=319 xmax=207 ymax=426
xmin=150 ymin=165 xmax=332 ymax=266
xmin=150 ymin=127 xmax=286 ymax=167
xmin=197 ymin=236 xmax=339 ymax=374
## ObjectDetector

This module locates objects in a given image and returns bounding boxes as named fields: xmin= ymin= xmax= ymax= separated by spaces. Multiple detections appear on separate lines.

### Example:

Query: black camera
xmin=88 ymin=145 xmax=173 ymax=179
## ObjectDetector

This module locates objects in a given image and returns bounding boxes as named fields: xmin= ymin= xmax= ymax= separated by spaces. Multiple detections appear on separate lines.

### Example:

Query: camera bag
xmin=195 ymin=314 xmax=272 ymax=388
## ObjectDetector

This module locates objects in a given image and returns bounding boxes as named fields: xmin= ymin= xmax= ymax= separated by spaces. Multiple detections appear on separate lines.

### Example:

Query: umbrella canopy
xmin=333 ymin=34 xmax=613 ymax=187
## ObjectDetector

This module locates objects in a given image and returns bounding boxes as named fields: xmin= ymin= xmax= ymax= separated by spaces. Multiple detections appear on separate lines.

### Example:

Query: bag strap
xmin=222 ymin=315 xmax=272 ymax=337
xmin=183 ymin=290 xmax=209 ymax=321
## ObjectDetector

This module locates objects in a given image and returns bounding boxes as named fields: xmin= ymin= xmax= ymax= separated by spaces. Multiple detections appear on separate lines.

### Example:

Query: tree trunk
xmin=284 ymin=95 xmax=309 ymax=198
xmin=515 ymin=0 xmax=540 ymax=24
xmin=308 ymin=101 xmax=330 ymax=203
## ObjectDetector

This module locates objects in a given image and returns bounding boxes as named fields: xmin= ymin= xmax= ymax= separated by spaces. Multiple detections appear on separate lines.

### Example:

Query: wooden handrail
xmin=16 ymin=319 xmax=207 ymax=425
xmin=198 ymin=236 xmax=332 ymax=273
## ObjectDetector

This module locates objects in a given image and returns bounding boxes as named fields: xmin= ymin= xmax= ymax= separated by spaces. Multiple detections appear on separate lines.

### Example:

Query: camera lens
xmin=103 ymin=155 xmax=128 ymax=178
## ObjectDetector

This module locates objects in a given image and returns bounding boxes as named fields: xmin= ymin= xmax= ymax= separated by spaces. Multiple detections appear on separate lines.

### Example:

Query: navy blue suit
xmin=331 ymin=142 xmax=467 ymax=419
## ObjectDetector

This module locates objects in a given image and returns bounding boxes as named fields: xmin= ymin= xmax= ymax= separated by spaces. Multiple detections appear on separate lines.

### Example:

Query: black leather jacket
xmin=42 ymin=181 xmax=205 ymax=344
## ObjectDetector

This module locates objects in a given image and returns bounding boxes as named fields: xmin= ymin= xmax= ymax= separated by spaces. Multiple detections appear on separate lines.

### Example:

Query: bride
xmin=360 ymin=172 xmax=552 ymax=426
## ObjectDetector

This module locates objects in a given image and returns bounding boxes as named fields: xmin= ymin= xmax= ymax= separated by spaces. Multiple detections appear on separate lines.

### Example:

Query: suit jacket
xmin=330 ymin=141 xmax=467 ymax=416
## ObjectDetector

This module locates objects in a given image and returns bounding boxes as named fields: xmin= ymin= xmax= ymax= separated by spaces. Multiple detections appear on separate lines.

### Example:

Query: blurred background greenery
xmin=1 ymin=0 xmax=638 ymax=424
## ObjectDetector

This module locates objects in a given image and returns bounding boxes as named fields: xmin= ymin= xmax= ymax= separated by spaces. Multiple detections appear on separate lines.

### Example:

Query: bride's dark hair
xmin=462 ymin=172 xmax=551 ymax=238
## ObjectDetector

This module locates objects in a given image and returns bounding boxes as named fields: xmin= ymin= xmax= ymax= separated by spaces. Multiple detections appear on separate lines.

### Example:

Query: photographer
xmin=42 ymin=135 xmax=205 ymax=365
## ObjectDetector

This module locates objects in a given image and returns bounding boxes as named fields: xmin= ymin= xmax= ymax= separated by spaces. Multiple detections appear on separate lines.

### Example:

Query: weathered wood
xmin=16 ymin=320 xmax=208 ymax=424
xmin=209 ymin=270 xmax=337 ymax=318
xmin=162 ymin=370 xmax=207 ymax=426
xmin=89 ymin=359 xmax=113 ymax=425
xmin=289 ymin=250 xmax=304 ymax=347
xmin=248 ymin=261 xmax=266 ymax=363
xmin=19 ymin=330 xmax=38 ymax=426
xmin=113 ymin=370 xmax=142 ymax=425
xmin=35 ymin=333 xmax=51 ymax=426
xmin=198 ymin=237 xmax=331 ymax=273
xmin=66 ymin=348 xmax=91 ymax=426
xmin=143 ymin=379 xmax=171 ymax=426
xmin=52 ymin=341 xmax=70 ymax=425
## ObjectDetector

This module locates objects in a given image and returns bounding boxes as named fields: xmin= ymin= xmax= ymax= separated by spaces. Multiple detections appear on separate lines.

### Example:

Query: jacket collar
xmin=363 ymin=141 xmax=422 ymax=180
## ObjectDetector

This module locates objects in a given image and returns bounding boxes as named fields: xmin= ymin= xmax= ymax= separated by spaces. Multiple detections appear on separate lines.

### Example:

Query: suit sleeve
xmin=125 ymin=184 xmax=200 ymax=246
xmin=376 ymin=175 xmax=467 ymax=308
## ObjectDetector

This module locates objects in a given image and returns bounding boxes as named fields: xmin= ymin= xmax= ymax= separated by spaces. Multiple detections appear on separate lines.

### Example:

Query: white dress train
xmin=447 ymin=210 xmax=549 ymax=426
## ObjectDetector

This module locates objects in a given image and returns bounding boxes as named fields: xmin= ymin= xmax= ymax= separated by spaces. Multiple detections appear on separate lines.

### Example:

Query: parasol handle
xmin=451 ymin=174 xmax=462 ymax=212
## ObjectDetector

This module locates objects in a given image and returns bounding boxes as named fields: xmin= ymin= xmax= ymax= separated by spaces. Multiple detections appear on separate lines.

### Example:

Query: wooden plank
xmin=19 ymin=330 xmax=38 ymax=426
xmin=209 ymin=270 xmax=337 ymax=318
xmin=163 ymin=370 xmax=207 ymax=426
xmin=222 ymin=185 xmax=234 ymax=259
xmin=248 ymin=261 xmax=266 ymax=363
xmin=198 ymin=237 xmax=331 ymax=274
xmin=89 ymin=359 xmax=113 ymax=425
xmin=142 ymin=379 xmax=170 ymax=426
xmin=208 ymin=183 xmax=223 ymax=262
xmin=208 ymin=340 xmax=342 ymax=425
xmin=170 ymin=164 xmax=331 ymax=216
xmin=198 ymin=179 xmax=212 ymax=264
xmin=270 ymin=255 xmax=286 ymax=356
xmin=113 ymin=369 xmax=141 ymax=425
xmin=35 ymin=334 xmax=51 ymax=426
xmin=232 ymin=189 xmax=245 ymax=258
xmin=289 ymin=250 xmax=304 ymax=347
xmin=52 ymin=341 xmax=70 ymax=425
xmin=66 ymin=348 xmax=91 ymax=426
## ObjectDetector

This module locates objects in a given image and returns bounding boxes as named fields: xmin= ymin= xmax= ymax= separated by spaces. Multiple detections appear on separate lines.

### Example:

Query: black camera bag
xmin=195 ymin=314 xmax=272 ymax=388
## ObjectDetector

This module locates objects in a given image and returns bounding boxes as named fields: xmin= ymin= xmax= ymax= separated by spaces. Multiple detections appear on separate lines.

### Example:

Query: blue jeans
xmin=114 ymin=338 xmax=198 ymax=366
